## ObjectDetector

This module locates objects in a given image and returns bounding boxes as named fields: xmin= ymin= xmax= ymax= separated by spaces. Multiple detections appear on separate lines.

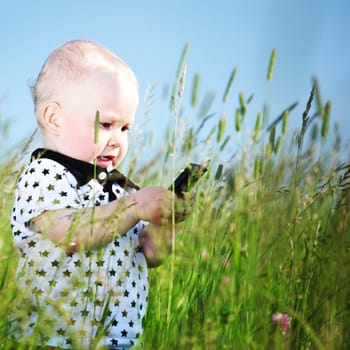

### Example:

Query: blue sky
xmin=1 ymin=0 xmax=349 ymax=161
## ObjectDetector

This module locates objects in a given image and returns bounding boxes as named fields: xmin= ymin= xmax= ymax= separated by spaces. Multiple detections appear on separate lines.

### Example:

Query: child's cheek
xmin=69 ymin=135 xmax=97 ymax=163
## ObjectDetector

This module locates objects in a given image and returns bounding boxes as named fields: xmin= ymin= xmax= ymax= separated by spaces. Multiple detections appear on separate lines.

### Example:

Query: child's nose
xmin=108 ymin=130 xmax=121 ymax=147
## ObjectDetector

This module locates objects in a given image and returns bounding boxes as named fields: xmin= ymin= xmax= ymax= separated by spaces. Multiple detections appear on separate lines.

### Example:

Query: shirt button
xmin=98 ymin=171 xmax=107 ymax=180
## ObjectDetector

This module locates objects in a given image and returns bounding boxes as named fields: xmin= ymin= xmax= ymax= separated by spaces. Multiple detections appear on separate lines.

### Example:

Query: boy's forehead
xmin=56 ymin=69 xmax=139 ymax=116
xmin=58 ymin=68 xmax=137 ymax=94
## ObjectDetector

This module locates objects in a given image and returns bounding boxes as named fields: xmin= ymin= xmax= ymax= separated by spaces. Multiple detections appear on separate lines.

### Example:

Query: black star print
xmin=94 ymin=299 xmax=103 ymax=307
xmin=96 ymin=260 xmax=104 ymax=267
xmin=131 ymin=300 xmax=136 ymax=308
xmin=57 ymin=328 xmax=65 ymax=336
xmin=63 ymin=269 xmax=71 ymax=277
xmin=26 ymin=195 xmax=32 ymax=203
xmin=60 ymin=289 xmax=69 ymax=297
xmin=28 ymin=240 xmax=36 ymax=248
xmin=59 ymin=191 xmax=68 ymax=197
xmin=124 ymin=289 xmax=130 ymax=298
xmin=32 ymin=181 xmax=40 ymax=188
xmin=81 ymin=309 xmax=89 ymax=317
xmin=112 ymin=319 xmax=118 ymax=327
xmin=49 ymin=279 xmax=57 ymax=287
xmin=121 ymin=329 xmax=128 ymax=337
xmin=54 ymin=173 xmax=62 ymax=180
xmin=83 ymin=288 xmax=93 ymax=298
xmin=42 ymin=168 xmax=50 ymax=175
xmin=117 ymin=259 xmax=123 ymax=266
xmin=91 ymin=319 xmax=99 ymax=327
xmin=32 ymin=287 xmax=43 ymax=296
xmin=36 ymin=269 xmax=46 ymax=277
xmin=109 ymin=269 xmax=116 ymax=276
xmin=39 ymin=250 xmax=49 ymax=257
xmin=122 ymin=310 xmax=128 ymax=317
xmin=129 ymin=320 xmax=134 ymax=328
xmin=123 ymin=249 xmax=130 ymax=257
xmin=47 ymin=184 xmax=55 ymax=191
xmin=51 ymin=259 xmax=60 ymax=267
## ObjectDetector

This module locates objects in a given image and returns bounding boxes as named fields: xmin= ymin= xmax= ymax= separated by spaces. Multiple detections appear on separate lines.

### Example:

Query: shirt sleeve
xmin=11 ymin=158 xmax=81 ymax=245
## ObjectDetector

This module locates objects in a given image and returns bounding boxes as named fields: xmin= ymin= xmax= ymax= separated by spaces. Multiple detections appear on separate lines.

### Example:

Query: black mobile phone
xmin=169 ymin=163 xmax=208 ymax=196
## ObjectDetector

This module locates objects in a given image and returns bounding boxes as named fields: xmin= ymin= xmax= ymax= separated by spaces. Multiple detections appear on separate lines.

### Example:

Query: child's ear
xmin=42 ymin=102 xmax=62 ymax=135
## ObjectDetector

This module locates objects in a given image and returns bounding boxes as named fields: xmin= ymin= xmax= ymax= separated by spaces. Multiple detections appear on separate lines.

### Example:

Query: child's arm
xmin=31 ymin=186 xmax=178 ymax=251
xmin=138 ymin=224 xmax=175 ymax=267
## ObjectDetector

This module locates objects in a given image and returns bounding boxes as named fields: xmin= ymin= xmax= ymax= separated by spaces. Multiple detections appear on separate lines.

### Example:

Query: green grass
xmin=1 ymin=48 xmax=349 ymax=349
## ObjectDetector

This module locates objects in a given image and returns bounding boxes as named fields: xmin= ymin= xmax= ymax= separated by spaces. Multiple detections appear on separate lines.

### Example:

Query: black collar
xmin=31 ymin=149 xmax=140 ymax=195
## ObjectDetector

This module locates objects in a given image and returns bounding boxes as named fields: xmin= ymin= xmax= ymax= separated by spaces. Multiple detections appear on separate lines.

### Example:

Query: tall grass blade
xmin=253 ymin=112 xmax=262 ymax=143
xmin=239 ymin=92 xmax=246 ymax=116
xmin=267 ymin=48 xmax=277 ymax=81
xmin=217 ymin=116 xmax=226 ymax=143
xmin=191 ymin=73 xmax=200 ymax=108
xmin=267 ymin=102 xmax=298 ymax=131
xmin=170 ymin=42 xmax=190 ymax=112
xmin=321 ymin=101 xmax=331 ymax=139
xmin=313 ymin=77 xmax=323 ymax=116
xmin=222 ymin=67 xmax=237 ymax=103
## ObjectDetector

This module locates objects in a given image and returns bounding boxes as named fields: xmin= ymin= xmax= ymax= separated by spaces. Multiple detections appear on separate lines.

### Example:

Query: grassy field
xmin=1 ymin=48 xmax=349 ymax=349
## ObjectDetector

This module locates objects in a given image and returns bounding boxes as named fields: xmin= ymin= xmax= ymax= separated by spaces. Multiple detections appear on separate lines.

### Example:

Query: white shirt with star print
xmin=10 ymin=153 xmax=148 ymax=349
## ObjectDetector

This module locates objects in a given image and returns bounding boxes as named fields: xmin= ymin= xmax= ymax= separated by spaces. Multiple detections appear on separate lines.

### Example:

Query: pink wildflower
xmin=272 ymin=312 xmax=291 ymax=335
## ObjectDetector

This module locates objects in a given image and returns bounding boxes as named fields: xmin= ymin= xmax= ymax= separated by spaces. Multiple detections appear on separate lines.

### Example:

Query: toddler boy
xmin=10 ymin=39 xmax=187 ymax=349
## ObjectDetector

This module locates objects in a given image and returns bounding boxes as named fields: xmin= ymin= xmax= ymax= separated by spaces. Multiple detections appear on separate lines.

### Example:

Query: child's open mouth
xmin=96 ymin=155 xmax=116 ymax=168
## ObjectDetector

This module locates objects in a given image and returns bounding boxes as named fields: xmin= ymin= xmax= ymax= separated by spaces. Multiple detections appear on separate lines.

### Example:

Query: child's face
xmin=48 ymin=70 xmax=138 ymax=171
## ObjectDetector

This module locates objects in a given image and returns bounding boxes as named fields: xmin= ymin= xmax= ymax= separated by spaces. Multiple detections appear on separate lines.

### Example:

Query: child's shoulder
xmin=17 ymin=155 xmax=77 ymax=189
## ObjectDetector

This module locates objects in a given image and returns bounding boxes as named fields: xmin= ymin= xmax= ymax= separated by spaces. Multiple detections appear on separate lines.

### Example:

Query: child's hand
xmin=133 ymin=187 xmax=191 ymax=224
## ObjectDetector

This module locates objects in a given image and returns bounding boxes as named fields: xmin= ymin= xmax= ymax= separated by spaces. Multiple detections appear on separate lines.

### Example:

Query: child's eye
xmin=100 ymin=122 xmax=112 ymax=129
xmin=121 ymin=125 xmax=131 ymax=132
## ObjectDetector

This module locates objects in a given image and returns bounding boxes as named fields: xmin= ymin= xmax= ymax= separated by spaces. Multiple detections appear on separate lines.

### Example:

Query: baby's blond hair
xmin=31 ymin=39 xmax=137 ymax=123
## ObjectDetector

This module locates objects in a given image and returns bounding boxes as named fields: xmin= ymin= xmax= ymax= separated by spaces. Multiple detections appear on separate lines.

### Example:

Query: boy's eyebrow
xmin=98 ymin=113 xmax=135 ymax=125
